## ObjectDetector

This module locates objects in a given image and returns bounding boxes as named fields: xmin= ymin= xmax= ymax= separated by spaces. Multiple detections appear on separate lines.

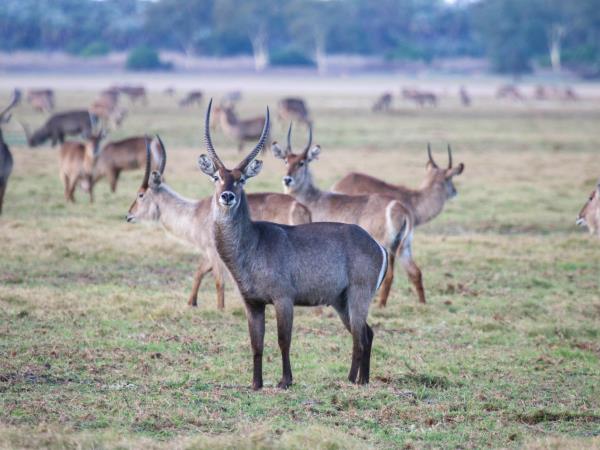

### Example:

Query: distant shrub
xmin=79 ymin=41 xmax=110 ymax=58
xmin=126 ymin=46 xmax=172 ymax=71
xmin=270 ymin=49 xmax=315 ymax=67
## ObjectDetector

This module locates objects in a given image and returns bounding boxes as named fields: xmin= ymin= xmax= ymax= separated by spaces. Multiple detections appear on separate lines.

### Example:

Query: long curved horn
xmin=286 ymin=122 xmax=292 ymax=151
xmin=204 ymin=98 xmax=224 ymax=168
xmin=156 ymin=134 xmax=167 ymax=175
xmin=237 ymin=107 xmax=270 ymax=171
xmin=142 ymin=135 xmax=152 ymax=188
xmin=427 ymin=143 xmax=438 ymax=168
xmin=447 ymin=144 xmax=453 ymax=168
xmin=302 ymin=123 xmax=313 ymax=156
xmin=0 ymin=89 xmax=21 ymax=123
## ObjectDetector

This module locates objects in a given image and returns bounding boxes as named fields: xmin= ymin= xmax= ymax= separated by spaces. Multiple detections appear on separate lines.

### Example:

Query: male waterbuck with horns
xmin=0 ymin=90 xmax=20 ymax=214
xmin=576 ymin=181 xmax=600 ymax=238
xmin=198 ymin=100 xmax=387 ymax=389
xmin=332 ymin=144 xmax=465 ymax=227
xmin=126 ymin=136 xmax=311 ymax=309
xmin=273 ymin=125 xmax=425 ymax=306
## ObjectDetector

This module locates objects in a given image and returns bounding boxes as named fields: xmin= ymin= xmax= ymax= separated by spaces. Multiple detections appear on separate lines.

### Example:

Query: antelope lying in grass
xmin=577 ymin=181 xmax=600 ymax=238
xmin=93 ymin=136 xmax=157 ymax=192
xmin=273 ymin=124 xmax=424 ymax=306
xmin=126 ymin=135 xmax=311 ymax=309
xmin=0 ymin=90 xmax=20 ymax=214
xmin=198 ymin=100 xmax=387 ymax=389
xmin=213 ymin=103 xmax=269 ymax=153
xmin=332 ymin=144 xmax=465 ymax=227
xmin=58 ymin=121 xmax=106 ymax=203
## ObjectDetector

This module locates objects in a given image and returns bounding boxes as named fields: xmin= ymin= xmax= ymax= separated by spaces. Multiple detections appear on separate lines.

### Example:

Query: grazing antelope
xmin=372 ymin=92 xmax=393 ymax=112
xmin=126 ymin=137 xmax=312 ymax=309
xmin=113 ymin=85 xmax=147 ymax=105
xmin=21 ymin=110 xmax=95 ymax=147
xmin=273 ymin=125 xmax=424 ymax=306
xmin=402 ymin=89 xmax=437 ymax=107
xmin=332 ymin=144 xmax=465 ymax=227
xmin=90 ymin=92 xmax=126 ymax=129
xmin=26 ymin=89 xmax=54 ymax=113
xmin=179 ymin=91 xmax=203 ymax=108
xmin=459 ymin=86 xmax=471 ymax=107
xmin=198 ymin=100 xmax=387 ymax=389
xmin=93 ymin=136 xmax=157 ymax=192
xmin=58 ymin=122 xmax=106 ymax=203
xmin=0 ymin=90 xmax=20 ymax=214
xmin=576 ymin=182 xmax=600 ymax=238
xmin=213 ymin=103 xmax=270 ymax=153
xmin=496 ymin=84 xmax=525 ymax=101
xmin=277 ymin=97 xmax=311 ymax=126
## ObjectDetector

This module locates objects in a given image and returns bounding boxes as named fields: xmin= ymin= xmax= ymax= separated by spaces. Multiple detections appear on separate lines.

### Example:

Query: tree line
xmin=0 ymin=0 xmax=598 ymax=76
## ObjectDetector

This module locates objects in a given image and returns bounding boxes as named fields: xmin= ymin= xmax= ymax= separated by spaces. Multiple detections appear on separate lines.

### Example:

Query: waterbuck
xmin=576 ymin=182 xmax=600 ymax=238
xmin=58 ymin=122 xmax=106 ymax=203
xmin=179 ymin=91 xmax=203 ymax=108
xmin=93 ymin=136 xmax=157 ymax=192
xmin=0 ymin=90 xmax=20 ymax=214
xmin=372 ymin=92 xmax=393 ymax=112
xmin=26 ymin=89 xmax=55 ymax=113
xmin=272 ymin=124 xmax=424 ymax=306
xmin=198 ymin=100 xmax=387 ymax=389
xmin=213 ymin=103 xmax=270 ymax=153
xmin=277 ymin=97 xmax=311 ymax=126
xmin=21 ymin=110 xmax=94 ymax=147
xmin=126 ymin=136 xmax=312 ymax=309
xmin=331 ymin=144 xmax=465 ymax=227
xmin=112 ymin=85 xmax=147 ymax=105
xmin=402 ymin=89 xmax=437 ymax=107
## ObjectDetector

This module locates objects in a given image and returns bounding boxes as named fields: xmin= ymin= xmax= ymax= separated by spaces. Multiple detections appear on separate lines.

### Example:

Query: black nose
xmin=283 ymin=176 xmax=293 ymax=186
xmin=220 ymin=191 xmax=236 ymax=204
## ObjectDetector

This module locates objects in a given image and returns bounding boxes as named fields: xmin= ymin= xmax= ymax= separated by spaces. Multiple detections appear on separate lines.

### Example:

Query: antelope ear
xmin=447 ymin=163 xmax=464 ymax=177
xmin=271 ymin=142 xmax=288 ymax=160
xmin=243 ymin=159 xmax=263 ymax=179
xmin=307 ymin=145 xmax=321 ymax=162
xmin=149 ymin=171 xmax=162 ymax=190
xmin=198 ymin=154 xmax=217 ymax=178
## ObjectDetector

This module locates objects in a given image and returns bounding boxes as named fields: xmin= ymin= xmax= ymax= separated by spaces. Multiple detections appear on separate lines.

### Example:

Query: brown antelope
xmin=272 ymin=124 xmax=424 ymax=306
xmin=113 ymin=85 xmax=147 ymax=105
xmin=213 ymin=103 xmax=270 ymax=153
xmin=198 ymin=100 xmax=387 ymax=389
xmin=332 ymin=144 xmax=465 ymax=227
xmin=372 ymin=92 xmax=393 ymax=112
xmin=577 ymin=182 xmax=600 ymax=238
xmin=93 ymin=136 xmax=158 ymax=192
xmin=0 ymin=90 xmax=20 ymax=214
xmin=58 ymin=121 xmax=106 ymax=203
xmin=277 ymin=97 xmax=311 ymax=126
xmin=21 ymin=110 xmax=95 ymax=147
xmin=459 ymin=86 xmax=471 ymax=106
xmin=179 ymin=91 xmax=203 ymax=107
xmin=496 ymin=84 xmax=525 ymax=101
xmin=402 ymin=88 xmax=437 ymax=107
xmin=126 ymin=136 xmax=312 ymax=309
xmin=26 ymin=89 xmax=54 ymax=112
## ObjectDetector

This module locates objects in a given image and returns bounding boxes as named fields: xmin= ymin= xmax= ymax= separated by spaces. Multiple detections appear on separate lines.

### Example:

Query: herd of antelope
xmin=0 ymin=86 xmax=597 ymax=390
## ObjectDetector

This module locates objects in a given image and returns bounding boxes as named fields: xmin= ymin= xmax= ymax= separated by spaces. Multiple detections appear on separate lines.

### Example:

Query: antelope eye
xmin=138 ymin=193 xmax=144 ymax=198
xmin=212 ymin=175 xmax=219 ymax=182
xmin=299 ymin=160 xmax=305 ymax=167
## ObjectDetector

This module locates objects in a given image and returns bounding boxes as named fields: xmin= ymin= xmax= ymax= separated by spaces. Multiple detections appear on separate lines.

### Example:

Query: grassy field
xmin=1 ymin=84 xmax=599 ymax=449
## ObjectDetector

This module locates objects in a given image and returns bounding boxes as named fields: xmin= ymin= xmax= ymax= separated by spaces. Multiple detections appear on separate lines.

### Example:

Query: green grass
xmin=1 ymin=85 xmax=599 ymax=449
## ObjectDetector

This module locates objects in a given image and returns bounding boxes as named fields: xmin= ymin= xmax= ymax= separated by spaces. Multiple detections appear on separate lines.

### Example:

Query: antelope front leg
xmin=188 ymin=258 xmax=213 ymax=307
xmin=274 ymin=300 xmax=294 ymax=389
xmin=245 ymin=302 xmax=265 ymax=390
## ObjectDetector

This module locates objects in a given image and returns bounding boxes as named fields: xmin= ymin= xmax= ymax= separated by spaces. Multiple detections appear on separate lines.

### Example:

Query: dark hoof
xmin=252 ymin=382 xmax=263 ymax=391
xmin=277 ymin=379 xmax=292 ymax=389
